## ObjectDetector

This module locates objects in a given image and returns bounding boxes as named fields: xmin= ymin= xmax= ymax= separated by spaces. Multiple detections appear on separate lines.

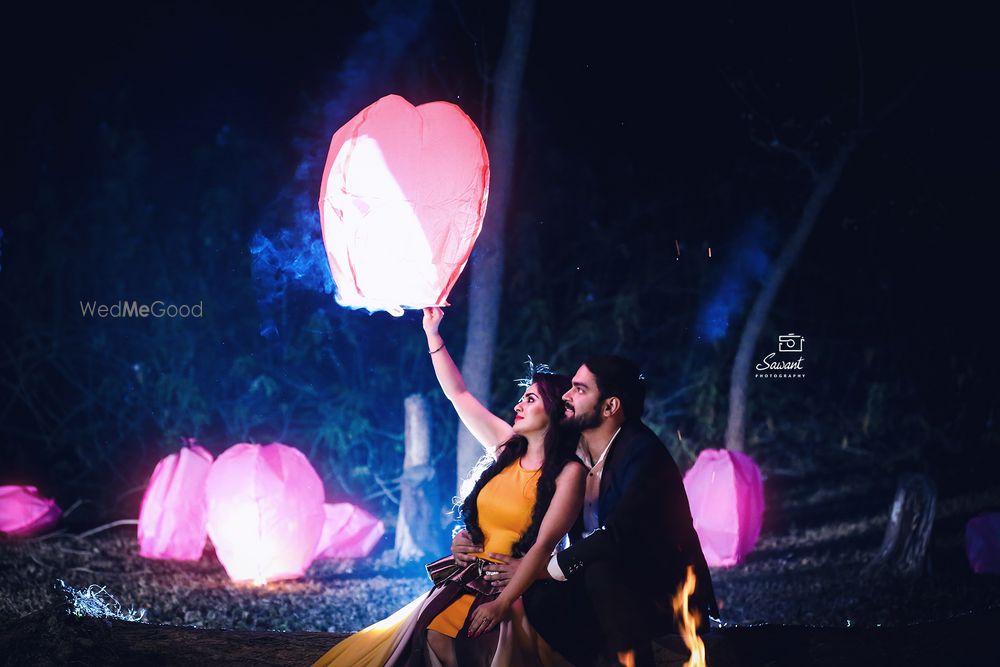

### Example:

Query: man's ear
xmin=603 ymin=396 xmax=621 ymax=417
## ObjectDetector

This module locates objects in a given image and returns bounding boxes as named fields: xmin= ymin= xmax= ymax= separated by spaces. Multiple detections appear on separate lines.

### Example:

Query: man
xmin=453 ymin=355 xmax=718 ymax=666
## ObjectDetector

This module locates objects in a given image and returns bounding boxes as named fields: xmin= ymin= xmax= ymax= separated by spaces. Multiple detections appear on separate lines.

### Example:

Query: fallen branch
xmin=61 ymin=498 xmax=85 ymax=519
xmin=76 ymin=520 xmax=139 ymax=540
xmin=24 ymin=529 xmax=69 ymax=543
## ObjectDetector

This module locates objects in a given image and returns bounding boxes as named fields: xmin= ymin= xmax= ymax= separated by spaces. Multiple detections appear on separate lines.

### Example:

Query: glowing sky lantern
xmin=138 ymin=444 xmax=213 ymax=561
xmin=313 ymin=502 xmax=385 ymax=559
xmin=318 ymin=94 xmax=490 ymax=315
xmin=0 ymin=486 xmax=60 ymax=537
xmin=205 ymin=443 xmax=325 ymax=584
xmin=683 ymin=448 xmax=765 ymax=567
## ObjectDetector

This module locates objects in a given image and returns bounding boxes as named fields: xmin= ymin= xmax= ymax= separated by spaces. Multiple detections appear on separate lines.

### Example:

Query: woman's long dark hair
xmin=460 ymin=372 xmax=580 ymax=558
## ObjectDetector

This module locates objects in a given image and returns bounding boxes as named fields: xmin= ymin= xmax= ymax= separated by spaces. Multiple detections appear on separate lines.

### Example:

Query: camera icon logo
xmin=777 ymin=333 xmax=804 ymax=353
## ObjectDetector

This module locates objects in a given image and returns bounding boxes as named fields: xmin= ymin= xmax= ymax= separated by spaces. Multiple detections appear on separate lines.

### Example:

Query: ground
xmin=2 ymin=464 xmax=999 ymax=665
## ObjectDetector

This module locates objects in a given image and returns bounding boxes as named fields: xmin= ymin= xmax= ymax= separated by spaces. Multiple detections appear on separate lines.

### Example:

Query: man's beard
xmin=564 ymin=404 xmax=602 ymax=431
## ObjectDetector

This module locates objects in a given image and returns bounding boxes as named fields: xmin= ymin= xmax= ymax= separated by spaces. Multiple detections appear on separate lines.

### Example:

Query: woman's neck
xmin=522 ymin=433 xmax=545 ymax=467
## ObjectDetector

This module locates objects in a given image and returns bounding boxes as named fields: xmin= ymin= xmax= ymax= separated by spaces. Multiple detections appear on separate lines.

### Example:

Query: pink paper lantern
xmin=0 ymin=486 xmax=61 ymax=537
xmin=318 ymin=94 xmax=490 ymax=316
xmin=966 ymin=513 xmax=1000 ymax=574
xmin=204 ymin=443 xmax=325 ymax=584
xmin=683 ymin=448 xmax=765 ymax=567
xmin=138 ymin=444 xmax=213 ymax=560
xmin=314 ymin=502 xmax=385 ymax=559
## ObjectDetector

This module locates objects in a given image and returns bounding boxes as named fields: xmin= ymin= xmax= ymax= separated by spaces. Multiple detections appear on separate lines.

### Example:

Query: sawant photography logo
xmin=755 ymin=333 xmax=805 ymax=379
xmin=79 ymin=300 xmax=203 ymax=318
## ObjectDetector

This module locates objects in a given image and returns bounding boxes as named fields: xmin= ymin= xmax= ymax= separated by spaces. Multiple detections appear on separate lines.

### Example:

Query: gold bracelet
xmin=429 ymin=342 xmax=445 ymax=355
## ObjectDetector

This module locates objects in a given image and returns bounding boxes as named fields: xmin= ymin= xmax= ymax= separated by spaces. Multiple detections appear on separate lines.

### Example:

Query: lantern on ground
xmin=314 ymin=502 xmax=385 ymax=559
xmin=319 ymin=94 xmax=490 ymax=315
xmin=683 ymin=448 xmax=765 ymax=567
xmin=204 ymin=442 xmax=325 ymax=584
xmin=966 ymin=513 xmax=1000 ymax=575
xmin=0 ymin=486 xmax=60 ymax=537
xmin=138 ymin=444 xmax=213 ymax=560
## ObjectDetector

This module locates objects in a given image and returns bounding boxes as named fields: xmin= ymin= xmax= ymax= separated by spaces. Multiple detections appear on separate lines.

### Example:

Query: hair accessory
xmin=515 ymin=355 xmax=553 ymax=387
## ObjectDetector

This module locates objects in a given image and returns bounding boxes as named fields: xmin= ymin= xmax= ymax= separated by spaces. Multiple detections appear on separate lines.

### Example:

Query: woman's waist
xmin=471 ymin=550 xmax=510 ymax=563
xmin=477 ymin=531 xmax=524 ymax=560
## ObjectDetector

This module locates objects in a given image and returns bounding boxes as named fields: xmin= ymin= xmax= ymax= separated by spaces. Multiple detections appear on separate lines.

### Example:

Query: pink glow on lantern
xmin=0 ymin=485 xmax=61 ymax=536
xmin=966 ymin=513 xmax=1000 ymax=574
xmin=683 ymin=448 xmax=765 ymax=567
xmin=314 ymin=502 xmax=385 ymax=559
xmin=205 ymin=443 xmax=325 ymax=585
xmin=138 ymin=444 xmax=213 ymax=560
xmin=319 ymin=94 xmax=490 ymax=315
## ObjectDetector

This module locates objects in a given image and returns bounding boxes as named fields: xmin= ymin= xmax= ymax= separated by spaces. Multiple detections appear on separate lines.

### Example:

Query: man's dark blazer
xmin=524 ymin=419 xmax=718 ymax=663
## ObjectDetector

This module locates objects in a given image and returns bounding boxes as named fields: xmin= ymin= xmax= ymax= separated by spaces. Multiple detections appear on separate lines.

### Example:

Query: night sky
xmin=3 ymin=1 xmax=999 ymax=505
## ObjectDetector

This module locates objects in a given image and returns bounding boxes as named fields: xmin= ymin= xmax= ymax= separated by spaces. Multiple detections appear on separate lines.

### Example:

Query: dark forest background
xmin=2 ymin=0 xmax=998 ymax=542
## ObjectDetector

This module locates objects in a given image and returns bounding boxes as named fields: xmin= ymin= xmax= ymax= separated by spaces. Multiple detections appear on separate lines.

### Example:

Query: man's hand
xmin=451 ymin=529 xmax=482 ymax=565
xmin=483 ymin=552 xmax=522 ymax=591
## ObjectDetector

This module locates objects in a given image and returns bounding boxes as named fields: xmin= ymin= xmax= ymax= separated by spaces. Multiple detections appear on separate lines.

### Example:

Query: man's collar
xmin=576 ymin=426 xmax=623 ymax=470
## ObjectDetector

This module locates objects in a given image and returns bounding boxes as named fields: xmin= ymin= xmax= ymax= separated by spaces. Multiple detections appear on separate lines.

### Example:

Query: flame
xmin=672 ymin=565 xmax=706 ymax=667
xmin=617 ymin=650 xmax=635 ymax=667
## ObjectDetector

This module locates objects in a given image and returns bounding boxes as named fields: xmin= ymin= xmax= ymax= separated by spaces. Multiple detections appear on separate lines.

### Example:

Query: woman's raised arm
xmin=422 ymin=307 xmax=514 ymax=454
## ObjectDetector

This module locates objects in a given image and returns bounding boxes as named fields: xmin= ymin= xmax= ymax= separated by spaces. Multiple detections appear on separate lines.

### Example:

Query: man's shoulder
xmin=606 ymin=421 xmax=672 ymax=467
xmin=619 ymin=420 xmax=668 ymax=452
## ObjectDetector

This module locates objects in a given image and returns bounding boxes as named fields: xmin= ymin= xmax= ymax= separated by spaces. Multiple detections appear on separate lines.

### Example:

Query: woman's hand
xmin=422 ymin=307 xmax=443 ymax=337
xmin=467 ymin=597 xmax=510 ymax=638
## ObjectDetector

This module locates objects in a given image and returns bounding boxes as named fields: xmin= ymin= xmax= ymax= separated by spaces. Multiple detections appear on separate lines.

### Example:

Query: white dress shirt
xmin=546 ymin=426 xmax=622 ymax=581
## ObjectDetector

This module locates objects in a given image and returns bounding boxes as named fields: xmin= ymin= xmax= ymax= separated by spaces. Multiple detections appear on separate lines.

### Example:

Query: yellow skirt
xmin=425 ymin=593 xmax=475 ymax=638
xmin=311 ymin=593 xmax=429 ymax=667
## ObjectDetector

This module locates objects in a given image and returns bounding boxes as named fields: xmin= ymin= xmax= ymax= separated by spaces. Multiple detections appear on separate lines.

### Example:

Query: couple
xmin=312 ymin=308 xmax=717 ymax=667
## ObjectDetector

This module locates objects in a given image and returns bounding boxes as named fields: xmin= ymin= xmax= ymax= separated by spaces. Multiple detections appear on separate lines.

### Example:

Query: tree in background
xmin=456 ymin=0 xmax=536 ymax=493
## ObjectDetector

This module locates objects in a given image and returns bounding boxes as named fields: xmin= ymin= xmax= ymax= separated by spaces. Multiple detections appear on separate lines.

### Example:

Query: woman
xmin=312 ymin=308 xmax=585 ymax=667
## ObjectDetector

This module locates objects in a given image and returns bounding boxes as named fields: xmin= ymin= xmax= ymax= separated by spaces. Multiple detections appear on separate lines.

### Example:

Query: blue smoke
xmin=249 ymin=190 xmax=337 ymax=337
xmin=250 ymin=227 xmax=333 ymax=295
xmin=696 ymin=215 xmax=777 ymax=342
xmin=249 ymin=0 xmax=432 ymax=337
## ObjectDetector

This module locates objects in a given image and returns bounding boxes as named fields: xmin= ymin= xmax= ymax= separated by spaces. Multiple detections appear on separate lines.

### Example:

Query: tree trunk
xmin=725 ymin=141 xmax=855 ymax=452
xmin=456 ymin=0 xmax=536 ymax=493
xmin=864 ymin=473 xmax=937 ymax=577
xmin=394 ymin=394 xmax=436 ymax=561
